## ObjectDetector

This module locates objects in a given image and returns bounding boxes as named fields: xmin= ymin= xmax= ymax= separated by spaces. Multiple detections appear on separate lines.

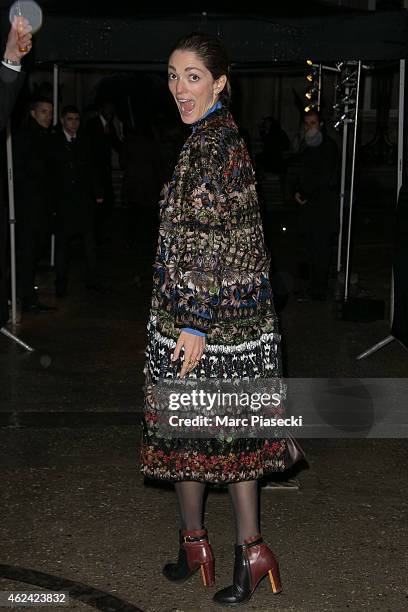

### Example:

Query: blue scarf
xmin=192 ymin=100 xmax=222 ymax=133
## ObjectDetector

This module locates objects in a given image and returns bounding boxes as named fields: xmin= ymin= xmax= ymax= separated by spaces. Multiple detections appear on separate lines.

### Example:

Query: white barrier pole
xmin=344 ymin=61 xmax=361 ymax=302
xmin=6 ymin=123 xmax=17 ymax=325
xmin=50 ymin=63 xmax=59 ymax=268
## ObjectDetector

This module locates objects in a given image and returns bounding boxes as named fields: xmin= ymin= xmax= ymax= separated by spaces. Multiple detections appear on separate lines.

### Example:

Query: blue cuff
xmin=182 ymin=327 xmax=206 ymax=337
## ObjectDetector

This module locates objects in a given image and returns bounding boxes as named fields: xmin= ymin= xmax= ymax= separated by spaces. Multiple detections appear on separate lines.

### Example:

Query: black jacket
xmin=50 ymin=127 xmax=101 ymax=229
xmin=1 ymin=65 xmax=24 ymax=210
xmin=0 ymin=65 xmax=24 ymax=132
xmin=13 ymin=116 xmax=54 ymax=225
xmin=295 ymin=135 xmax=339 ymax=231
xmin=85 ymin=115 xmax=121 ymax=190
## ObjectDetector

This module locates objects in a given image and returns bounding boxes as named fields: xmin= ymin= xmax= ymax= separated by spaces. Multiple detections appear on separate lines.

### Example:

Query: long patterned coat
xmin=140 ymin=106 xmax=291 ymax=483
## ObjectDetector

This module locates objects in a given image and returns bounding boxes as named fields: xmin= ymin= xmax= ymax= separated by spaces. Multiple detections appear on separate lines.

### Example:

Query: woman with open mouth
xmin=140 ymin=31 xmax=300 ymax=606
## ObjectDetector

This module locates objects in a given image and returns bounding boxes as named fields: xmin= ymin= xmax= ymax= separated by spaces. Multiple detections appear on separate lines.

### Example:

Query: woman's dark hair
xmin=170 ymin=32 xmax=231 ymax=106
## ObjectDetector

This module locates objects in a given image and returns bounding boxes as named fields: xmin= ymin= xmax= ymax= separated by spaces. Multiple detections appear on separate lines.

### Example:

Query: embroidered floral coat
xmin=150 ymin=106 xmax=279 ymax=349
xmin=141 ymin=107 xmax=289 ymax=482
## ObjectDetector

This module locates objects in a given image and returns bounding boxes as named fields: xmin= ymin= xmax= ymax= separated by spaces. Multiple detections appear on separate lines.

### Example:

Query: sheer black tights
xmin=174 ymin=481 xmax=206 ymax=531
xmin=174 ymin=480 xmax=260 ymax=543
xmin=228 ymin=480 xmax=260 ymax=544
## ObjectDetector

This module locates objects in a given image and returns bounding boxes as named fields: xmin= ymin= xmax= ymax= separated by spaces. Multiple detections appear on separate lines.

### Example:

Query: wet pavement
xmin=1 ymin=206 xmax=408 ymax=611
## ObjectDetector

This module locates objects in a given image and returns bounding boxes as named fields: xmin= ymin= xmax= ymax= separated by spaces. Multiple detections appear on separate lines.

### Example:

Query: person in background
xmin=294 ymin=109 xmax=339 ymax=301
xmin=0 ymin=17 xmax=32 ymax=325
xmin=14 ymin=97 xmax=55 ymax=313
xmin=51 ymin=105 xmax=104 ymax=297
xmin=86 ymin=100 xmax=122 ymax=245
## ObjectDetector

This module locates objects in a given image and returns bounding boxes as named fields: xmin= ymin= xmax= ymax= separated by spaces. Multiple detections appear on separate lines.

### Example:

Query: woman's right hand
xmin=171 ymin=330 xmax=205 ymax=379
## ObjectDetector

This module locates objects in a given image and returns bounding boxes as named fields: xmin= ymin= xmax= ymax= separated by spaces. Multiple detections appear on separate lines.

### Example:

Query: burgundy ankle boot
xmin=163 ymin=528 xmax=215 ymax=586
xmin=213 ymin=534 xmax=282 ymax=605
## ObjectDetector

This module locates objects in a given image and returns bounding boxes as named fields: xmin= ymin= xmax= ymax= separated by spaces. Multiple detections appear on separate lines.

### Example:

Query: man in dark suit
xmin=85 ymin=101 xmax=122 ymax=245
xmin=0 ymin=18 xmax=32 ymax=325
xmin=14 ymin=97 xmax=54 ymax=312
xmin=51 ymin=105 xmax=103 ymax=296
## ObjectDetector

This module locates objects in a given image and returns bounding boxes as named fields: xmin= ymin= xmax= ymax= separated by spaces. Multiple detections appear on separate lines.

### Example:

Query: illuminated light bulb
xmin=306 ymin=59 xmax=313 ymax=66
xmin=306 ymin=74 xmax=313 ymax=82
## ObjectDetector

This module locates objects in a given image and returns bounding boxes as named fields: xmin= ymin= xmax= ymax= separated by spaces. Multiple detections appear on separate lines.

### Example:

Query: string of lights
xmin=304 ymin=59 xmax=321 ymax=112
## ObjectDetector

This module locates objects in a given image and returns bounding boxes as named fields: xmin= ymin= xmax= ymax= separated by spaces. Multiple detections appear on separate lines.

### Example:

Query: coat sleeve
xmin=170 ymin=131 xmax=269 ymax=333
xmin=171 ymin=135 xmax=228 ymax=333
xmin=0 ymin=65 xmax=24 ymax=132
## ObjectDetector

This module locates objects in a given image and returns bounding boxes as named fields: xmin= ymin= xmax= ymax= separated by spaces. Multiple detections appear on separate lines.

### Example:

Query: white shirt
xmin=2 ymin=61 xmax=21 ymax=73
xmin=63 ymin=129 xmax=77 ymax=142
